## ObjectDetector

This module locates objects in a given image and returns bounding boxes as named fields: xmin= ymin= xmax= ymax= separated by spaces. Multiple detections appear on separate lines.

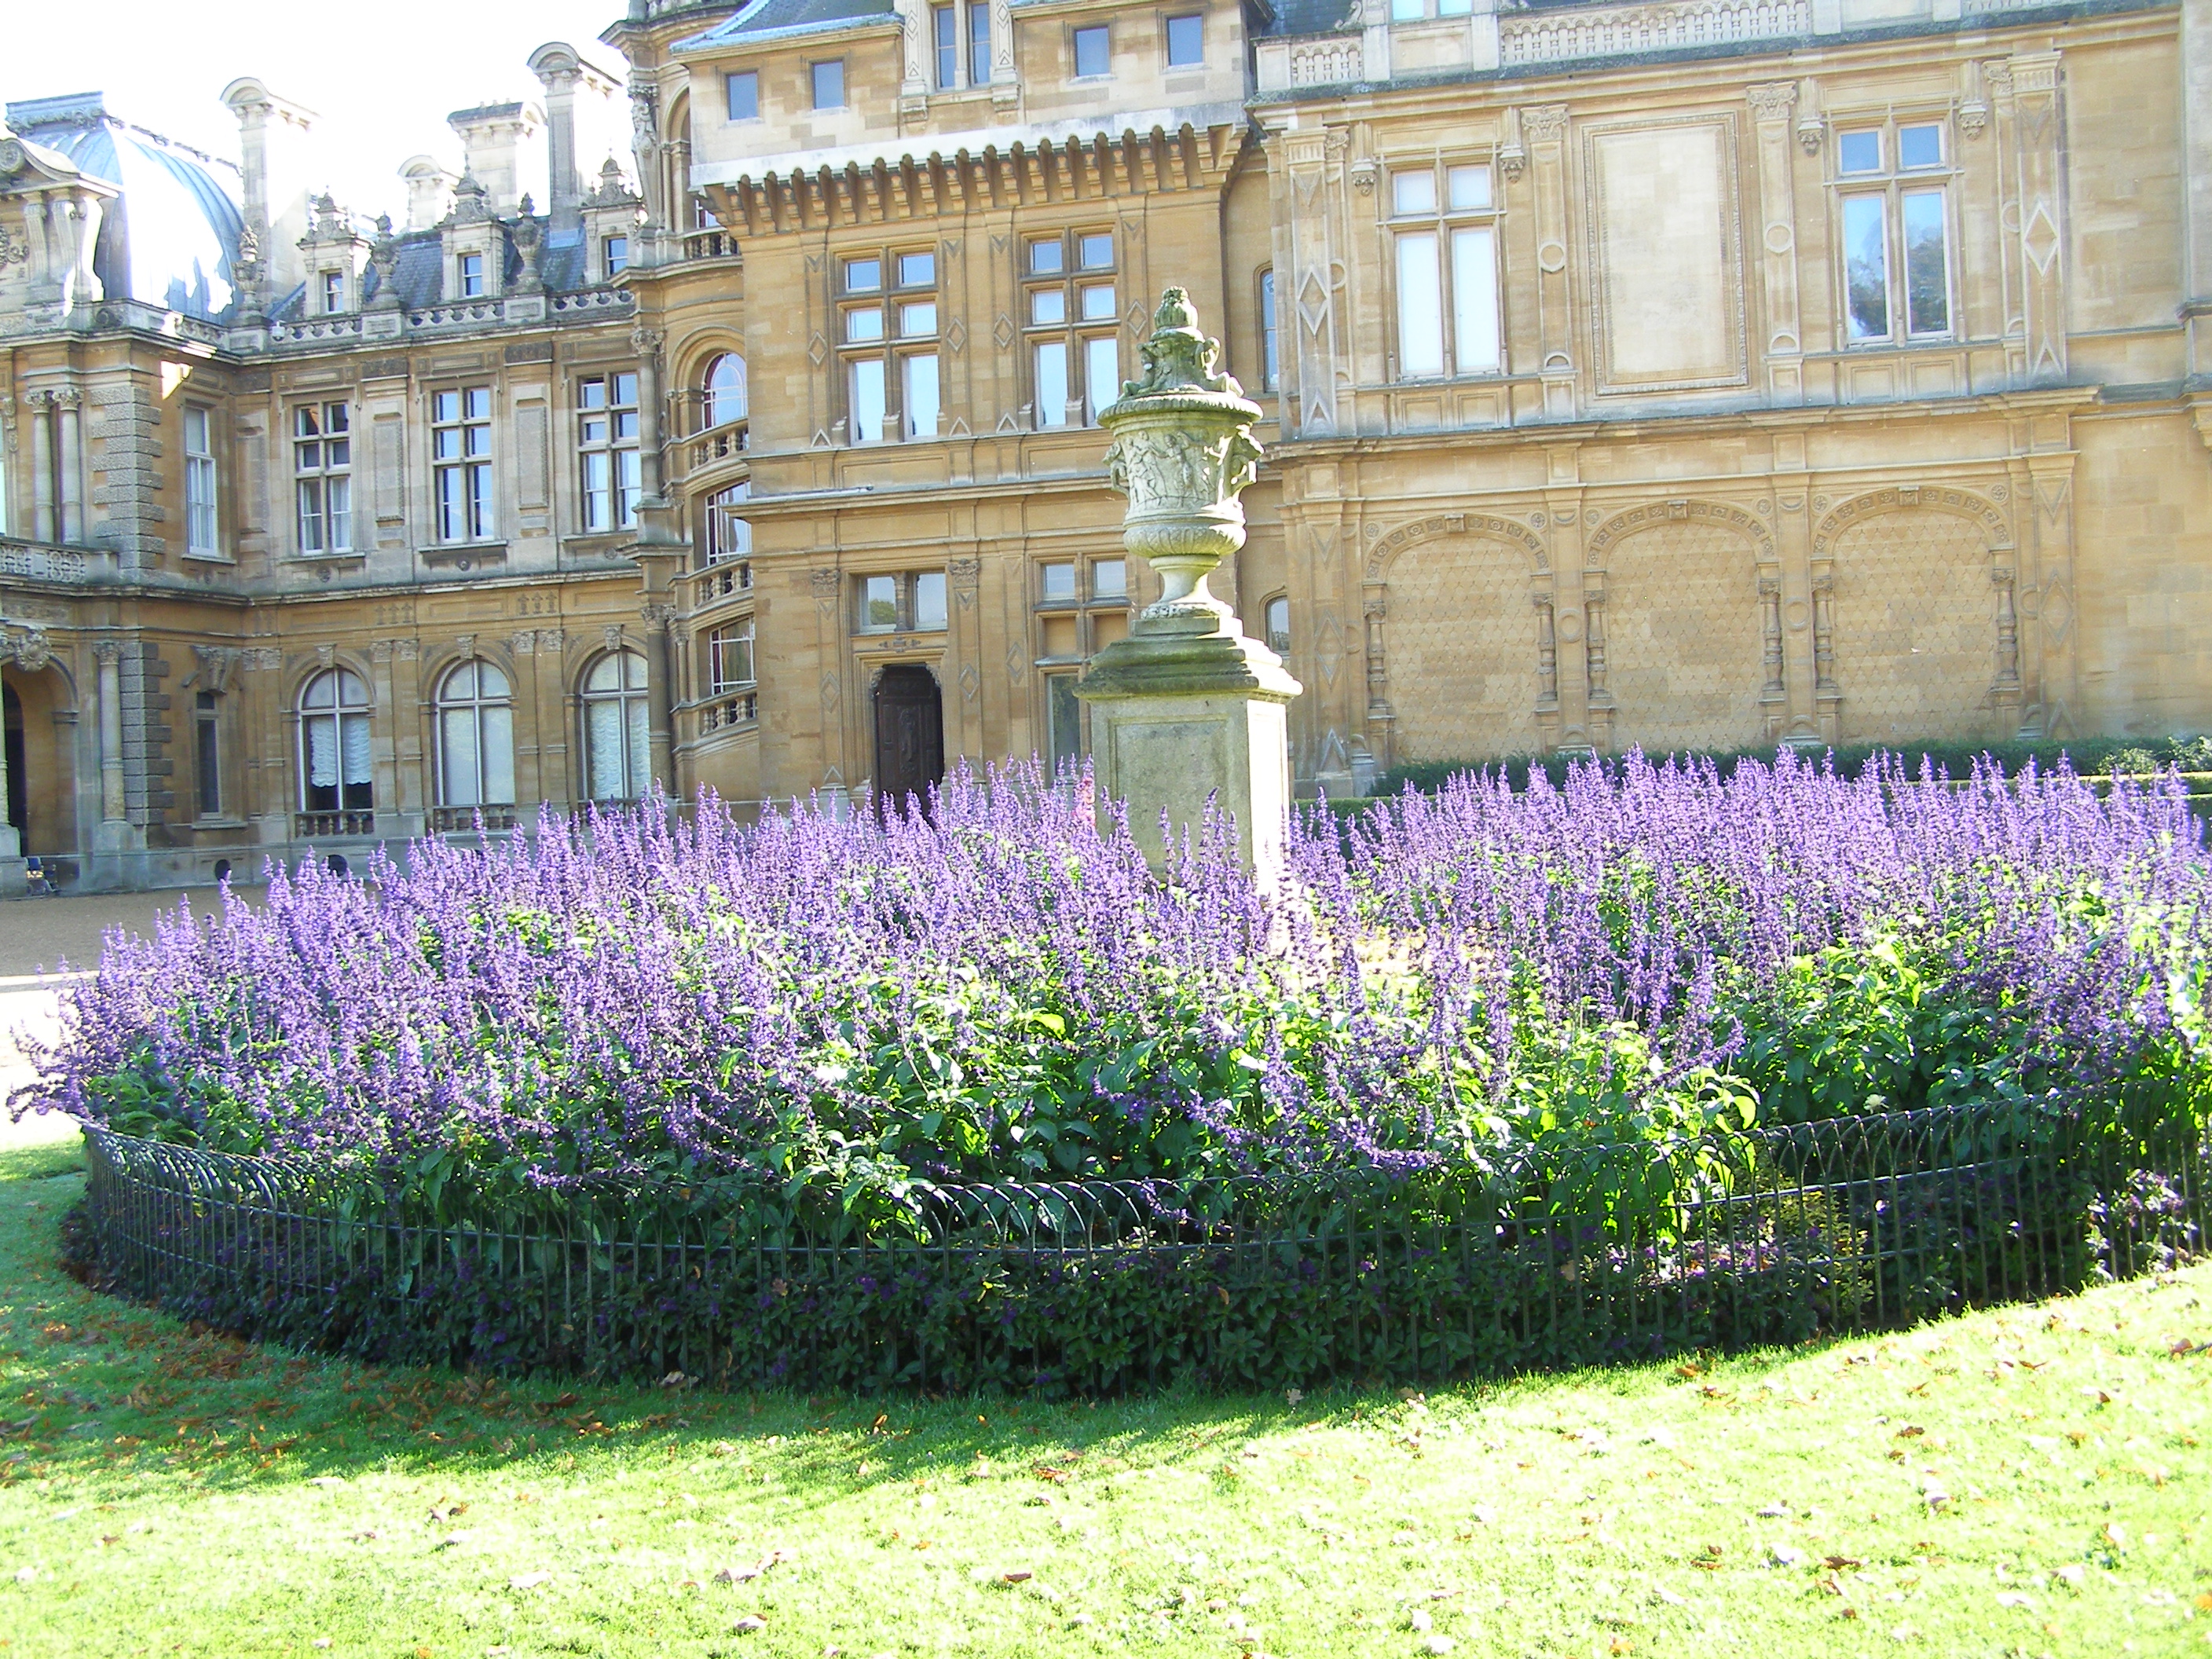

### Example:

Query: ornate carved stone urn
xmin=1078 ymin=289 xmax=1302 ymax=885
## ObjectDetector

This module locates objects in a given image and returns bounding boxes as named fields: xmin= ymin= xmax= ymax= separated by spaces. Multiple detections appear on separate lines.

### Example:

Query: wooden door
xmin=872 ymin=665 xmax=944 ymax=818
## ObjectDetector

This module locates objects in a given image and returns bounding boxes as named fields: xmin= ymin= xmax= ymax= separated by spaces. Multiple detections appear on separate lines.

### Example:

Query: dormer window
xmin=602 ymin=234 xmax=629 ymax=276
xmin=459 ymin=252 xmax=485 ymax=298
xmin=321 ymin=271 xmax=345 ymax=314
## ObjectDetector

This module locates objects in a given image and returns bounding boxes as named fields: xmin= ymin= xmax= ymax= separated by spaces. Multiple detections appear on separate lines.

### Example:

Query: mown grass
xmin=0 ymin=1137 xmax=2207 ymax=1659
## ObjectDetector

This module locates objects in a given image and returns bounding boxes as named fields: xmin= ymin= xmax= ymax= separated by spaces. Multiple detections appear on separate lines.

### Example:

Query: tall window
xmin=1259 ymin=269 xmax=1279 ymax=391
xmin=436 ymin=658 xmax=515 ymax=808
xmin=195 ymin=691 xmax=221 ymax=817
xmin=433 ymin=386 xmax=493 ymax=543
xmin=1025 ymin=230 xmax=1119 ymax=429
xmin=703 ymin=353 xmax=748 ymax=429
xmin=1264 ymin=596 xmax=1291 ymax=657
xmin=725 ymin=69 xmax=759 ymax=122
xmin=294 ymin=402 xmax=351 ymax=555
xmin=811 ymin=60 xmax=845 ymax=110
xmin=1837 ymin=120 xmax=1952 ymax=343
xmin=321 ymin=271 xmax=345 ymax=314
xmin=838 ymin=249 xmax=936 ymax=444
xmin=705 ymin=481 xmax=753 ymax=565
xmin=602 ymin=234 xmax=629 ymax=276
xmin=1391 ymin=162 xmax=1500 ymax=379
xmin=578 ymin=372 xmax=640 ymax=533
xmin=934 ymin=5 xmax=961 ymax=89
xmin=970 ymin=2 xmax=992 ymax=82
xmin=183 ymin=405 xmax=218 ymax=555
xmin=582 ymin=649 xmax=651 ymax=801
xmin=298 ymin=668 xmax=372 ymax=813
xmin=459 ymin=251 xmax=485 ymax=298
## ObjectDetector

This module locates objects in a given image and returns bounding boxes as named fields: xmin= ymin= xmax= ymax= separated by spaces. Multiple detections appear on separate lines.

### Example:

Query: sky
xmin=6 ymin=0 xmax=634 ymax=222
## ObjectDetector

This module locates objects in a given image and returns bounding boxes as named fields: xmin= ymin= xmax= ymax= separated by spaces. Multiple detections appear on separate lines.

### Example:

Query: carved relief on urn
xmin=1096 ymin=287 xmax=1266 ymax=623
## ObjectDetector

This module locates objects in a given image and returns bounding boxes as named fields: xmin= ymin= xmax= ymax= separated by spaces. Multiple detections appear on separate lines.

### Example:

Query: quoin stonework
xmin=2 ymin=0 xmax=2209 ymax=889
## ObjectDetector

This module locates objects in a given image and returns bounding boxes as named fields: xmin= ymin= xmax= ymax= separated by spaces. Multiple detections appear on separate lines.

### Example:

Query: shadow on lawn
xmin=2 ymin=1149 xmax=1320 ymax=1503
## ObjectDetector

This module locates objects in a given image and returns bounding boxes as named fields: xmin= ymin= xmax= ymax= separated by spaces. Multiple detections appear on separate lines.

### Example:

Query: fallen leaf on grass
xmin=1825 ymin=1556 xmax=1863 ymax=1571
xmin=733 ymin=1615 xmax=767 ymax=1633
xmin=1001 ymin=1569 xmax=1033 ymax=1584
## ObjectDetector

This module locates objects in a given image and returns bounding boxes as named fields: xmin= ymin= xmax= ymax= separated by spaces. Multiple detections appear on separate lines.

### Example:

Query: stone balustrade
xmin=0 ymin=538 xmax=115 ymax=584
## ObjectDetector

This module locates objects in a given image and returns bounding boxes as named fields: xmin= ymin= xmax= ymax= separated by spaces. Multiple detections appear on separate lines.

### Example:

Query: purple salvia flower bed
xmin=13 ymin=752 xmax=2211 ymax=1231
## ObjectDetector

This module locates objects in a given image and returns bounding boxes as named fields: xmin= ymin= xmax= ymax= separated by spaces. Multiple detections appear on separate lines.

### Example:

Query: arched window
xmin=436 ymin=658 xmax=515 ymax=807
xmin=703 ymin=353 xmax=748 ymax=429
xmin=298 ymin=668 xmax=372 ymax=812
xmin=1265 ymin=595 xmax=1291 ymax=658
xmin=581 ymin=649 xmax=651 ymax=801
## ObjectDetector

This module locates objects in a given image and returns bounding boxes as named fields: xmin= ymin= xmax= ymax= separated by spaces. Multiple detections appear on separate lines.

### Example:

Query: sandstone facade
xmin=2 ymin=0 xmax=2207 ymax=888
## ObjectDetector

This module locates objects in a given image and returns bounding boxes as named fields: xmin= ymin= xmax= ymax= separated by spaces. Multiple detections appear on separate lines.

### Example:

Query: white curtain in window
xmin=341 ymin=713 xmax=373 ymax=787
xmin=1396 ymin=233 xmax=1445 ymax=378
xmin=626 ymin=698 xmax=650 ymax=797
xmin=306 ymin=716 xmax=338 ymax=789
xmin=441 ymin=708 xmax=481 ymax=806
xmin=483 ymin=704 xmax=515 ymax=805
xmin=588 ymin=699 xmax=627 ymax=799
xmin=1452 ymin=226 xmax=1500 ymax=374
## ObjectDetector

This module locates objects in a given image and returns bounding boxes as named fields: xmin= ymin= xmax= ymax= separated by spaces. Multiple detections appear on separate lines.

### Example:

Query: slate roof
xmin=4 ymin=91 xmax=246 ymax=323
xmin=674 ymin=0 xmax=896 ymax=51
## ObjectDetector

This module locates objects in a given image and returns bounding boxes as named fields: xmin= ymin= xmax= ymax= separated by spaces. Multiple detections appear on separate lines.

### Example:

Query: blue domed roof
xmin=4 ymin=92 xmax=244 ymax=322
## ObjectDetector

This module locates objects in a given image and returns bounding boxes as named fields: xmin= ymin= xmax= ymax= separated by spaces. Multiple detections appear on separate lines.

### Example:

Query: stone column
xmin=28 ymin=392 xmax=55 ymax=543
xmin=95 ymin=639 xmax=128 ymax=826
xmin=55 ymin=389 xmax=83 ymax=544
xmin=1075 ymin=290 xmax=1302 ymax=888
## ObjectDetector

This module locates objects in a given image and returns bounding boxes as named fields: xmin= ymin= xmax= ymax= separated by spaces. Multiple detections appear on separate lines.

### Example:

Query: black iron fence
xmin=77 ymin=1099 xmax=2207 ymax=1396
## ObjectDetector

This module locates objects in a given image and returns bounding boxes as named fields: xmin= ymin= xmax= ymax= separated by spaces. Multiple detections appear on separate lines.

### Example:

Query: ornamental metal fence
xmin=77 ymin=1099 xmax=2207 ymax=1396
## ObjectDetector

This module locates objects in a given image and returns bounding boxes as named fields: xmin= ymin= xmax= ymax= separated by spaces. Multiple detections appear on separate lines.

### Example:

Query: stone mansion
xmin=2 ymin=0 xmax=2207 ymax=889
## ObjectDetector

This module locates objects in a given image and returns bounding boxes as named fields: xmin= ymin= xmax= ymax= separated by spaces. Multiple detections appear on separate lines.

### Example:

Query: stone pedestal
xmin=1077 ymin=289 xmax=1301 ymax=885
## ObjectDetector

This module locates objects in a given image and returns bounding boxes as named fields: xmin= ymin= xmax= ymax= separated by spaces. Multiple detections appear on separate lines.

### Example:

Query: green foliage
xmin=1372 ymin=734 xmax=2212 ymax=799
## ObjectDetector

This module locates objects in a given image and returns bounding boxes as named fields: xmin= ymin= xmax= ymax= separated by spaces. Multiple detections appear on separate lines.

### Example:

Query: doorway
xmin=872 ymin=664 xmax=944 ymax=817
xmin=3 ymin=683 xmax=23 ymax=845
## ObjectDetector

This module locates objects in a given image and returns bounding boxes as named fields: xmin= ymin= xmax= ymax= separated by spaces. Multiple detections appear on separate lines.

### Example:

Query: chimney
xmin=527 ymin=43 xmax=621 ymax=233
xmin=220 ymin=78 xmax=318 ymax=295
xmin=398 ymin=156 xmax=456 ymax=232
xmin=446 ymin=101 xmax=540 ymax=218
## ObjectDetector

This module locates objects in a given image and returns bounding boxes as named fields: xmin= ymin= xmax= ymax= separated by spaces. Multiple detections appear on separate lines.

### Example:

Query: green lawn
xmin=1 ymin=1137 xmax=2207 ymax=1659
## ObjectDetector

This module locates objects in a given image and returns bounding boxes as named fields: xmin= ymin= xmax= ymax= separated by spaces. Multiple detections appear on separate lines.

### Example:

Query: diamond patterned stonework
xmin=1384 ymin=540 xmax=1541 ymax=760
xmin=1832 ymin=513 xmax=1996 ymax=742
xmin=1602 ymin=523 xmax=1766 ymax=753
